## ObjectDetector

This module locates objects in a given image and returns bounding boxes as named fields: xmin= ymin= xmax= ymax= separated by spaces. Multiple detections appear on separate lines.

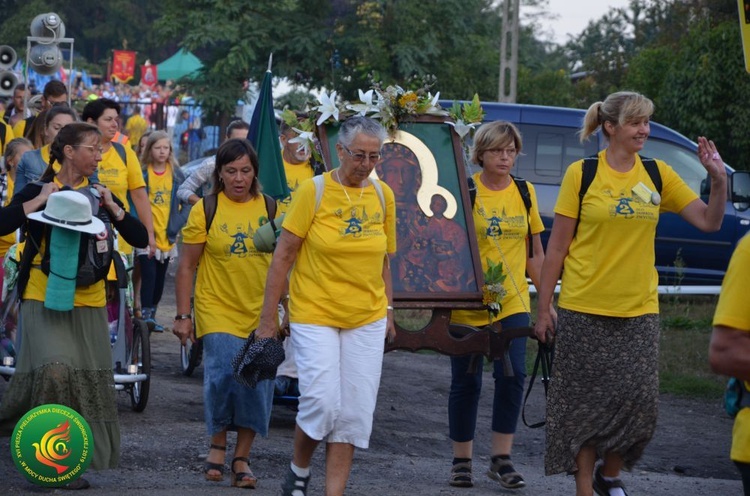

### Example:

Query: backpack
xmin=202 ymin=192 xmax=277 ymax=234
xmin=725 ymin=378 xmax=750 ymax=417
xmin=468 ymin=175 xmax=534 ymax=258
xmin=574 ymin=155 xmax=662 ymax=238
xmin=39 ymin=187 xmax=115 ymax=287
xmin=312 ymin=174 xmax=385 ymax=213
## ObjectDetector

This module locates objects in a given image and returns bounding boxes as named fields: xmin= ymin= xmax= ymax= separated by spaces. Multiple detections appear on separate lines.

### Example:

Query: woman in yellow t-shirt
xmin=710 ymin=234 xmax=750 ymax=494
xmin=448 ymin=122 xmax=547 ymax=490
xmin=256 ymin=116 xmax=396 ymax=496
xmin=172 ymin=139 xmax=276 ymax=489
xmin=136 ymin=131 xmax=188 ymax=332
xmin=0 ymin=123 xmax=148 ymax=488
xmin=534 ymin=91 xmax=727 ymax=495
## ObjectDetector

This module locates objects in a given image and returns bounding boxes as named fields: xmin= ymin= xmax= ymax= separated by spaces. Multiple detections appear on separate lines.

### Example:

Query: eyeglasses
xmin=342 ymin=145 xmax=380 ymax=164
xmin=485 ymin=148 xmax=517 ymax=157
xmin=74 ymin=145 xmax=104 ymax=154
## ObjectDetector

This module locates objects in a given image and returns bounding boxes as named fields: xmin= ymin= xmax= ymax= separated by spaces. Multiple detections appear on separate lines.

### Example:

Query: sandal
xmin=449 ymin=461 xmax=474 ymax=488
xmin=487 ymin=457 xmax=526 ymax=489
xmin=231 ymin=456 xmax=257 ymax=488
xmin=204 ymin=443 xmax=226 ymax=482
xmin=593 ymin=464 xmax=629 ymax=496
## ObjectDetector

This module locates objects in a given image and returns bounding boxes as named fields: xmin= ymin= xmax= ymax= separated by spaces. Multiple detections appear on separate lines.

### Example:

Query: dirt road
xmin=0 ymin=274 xmax=743 ymax=495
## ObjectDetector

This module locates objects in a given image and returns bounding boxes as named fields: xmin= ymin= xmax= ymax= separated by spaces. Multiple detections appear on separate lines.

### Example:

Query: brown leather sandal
xmin=204 ymin=443 xmax=226 ymax=482
xmin=231 ymin=456 xmax=257 ymax=488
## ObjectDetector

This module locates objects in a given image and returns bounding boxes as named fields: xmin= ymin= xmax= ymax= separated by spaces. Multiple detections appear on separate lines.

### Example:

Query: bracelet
xmin=387 ymin=305 xmax=394 ymax=311
xmin=280 ymin=294 xmax=290 ymax=303
xmin=174 ymin=314 xmax=191 ymax=321
xmin=113 ymin=207 xmax=124 ymax=221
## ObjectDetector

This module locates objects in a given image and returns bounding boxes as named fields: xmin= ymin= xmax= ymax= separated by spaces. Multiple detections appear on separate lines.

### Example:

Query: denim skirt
xmin=202 ymin=332 xmax=274 ymax=436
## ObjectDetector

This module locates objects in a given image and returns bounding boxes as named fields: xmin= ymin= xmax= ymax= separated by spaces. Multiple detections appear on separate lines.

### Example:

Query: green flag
xmin=249 ymin=57 xmax=288 ymax=200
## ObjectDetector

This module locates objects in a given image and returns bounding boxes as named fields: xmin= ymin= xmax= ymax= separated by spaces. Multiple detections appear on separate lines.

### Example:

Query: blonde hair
xmin=471 ymin=121 xmax=522 ymax=167
xmin=140 ymin=130 xmax=178 ymax=170
xmin=580 ymin=91 xmax=654 ymax=143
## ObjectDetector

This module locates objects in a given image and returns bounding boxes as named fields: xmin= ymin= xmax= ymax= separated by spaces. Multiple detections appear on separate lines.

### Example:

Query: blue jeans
xmin=448 ymin=312 xmax=530 ymax=442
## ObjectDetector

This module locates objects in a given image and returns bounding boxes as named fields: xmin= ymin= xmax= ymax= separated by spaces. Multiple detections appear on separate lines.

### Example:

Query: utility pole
xmin=498 ymin=0 xmax=519 ymax=102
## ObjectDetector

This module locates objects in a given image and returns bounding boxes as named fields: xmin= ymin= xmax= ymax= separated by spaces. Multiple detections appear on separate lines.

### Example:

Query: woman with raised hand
xmin=534 ymin=91 xmax=726 ymax=496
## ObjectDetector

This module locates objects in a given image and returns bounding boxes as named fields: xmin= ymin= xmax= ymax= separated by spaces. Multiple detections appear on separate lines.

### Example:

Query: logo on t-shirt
xmin=606 ymin=188 xmax=657 ymax=221
xmin=335 ymin=206 xmax=383 ymax=238
xmin=219 ymin=222 xmax=255 ymax=257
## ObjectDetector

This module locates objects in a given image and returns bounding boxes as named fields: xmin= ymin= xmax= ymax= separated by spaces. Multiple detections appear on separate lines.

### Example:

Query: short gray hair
xmin=338 ymin=116 xmax=387 ymax=148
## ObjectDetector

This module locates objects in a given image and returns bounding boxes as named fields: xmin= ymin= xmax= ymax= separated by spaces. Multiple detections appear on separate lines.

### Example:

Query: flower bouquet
xmin=482 ymin=258 xmax=507 ymax=321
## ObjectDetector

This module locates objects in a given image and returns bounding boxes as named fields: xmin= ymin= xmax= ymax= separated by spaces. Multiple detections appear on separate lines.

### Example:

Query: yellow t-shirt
xmin=96 ymin=143 xmax=145 ymax=254
xmin=0 ymin=175 xmax=15 ymax=257
xmin=147 ymin=165 xmax=174 ymax=252
xmin=181 ymin=192 xmax=274 ymax=339
xmin=452 ymin=173 xmax=545 ymax=327
xmin=24 ymin=177 xmax=105 ymax=307
xmin=713 ymin=234 xmax=750 ymax=463
xmin=277 ymin=159 xmax=315 ymax=216
xmin=555 ymin=150 xmax=698 ymax=317
xmin=283 ymin=172 xmax=397 ymax=328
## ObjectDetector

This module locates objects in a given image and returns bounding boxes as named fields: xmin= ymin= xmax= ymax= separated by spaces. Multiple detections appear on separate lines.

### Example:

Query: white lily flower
xmin=346 ymin=89 xmax=378 ymax=116
xmin=447 ymin=119 xmax=476 ymax=139
xmin=289 ymin=128 xmax=315 ymax=153
xmin=425 ymin=91 xmax=447 ymax=116
xmin=315 ymin=90 xmax=339 ymax=125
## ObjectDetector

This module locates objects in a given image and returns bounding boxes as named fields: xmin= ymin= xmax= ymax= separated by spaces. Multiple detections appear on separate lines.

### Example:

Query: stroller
xmin=0 ymin=249 xmax=151 ymax=413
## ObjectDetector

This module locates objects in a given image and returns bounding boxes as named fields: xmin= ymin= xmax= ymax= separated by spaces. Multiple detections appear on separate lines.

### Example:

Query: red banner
xmin=141 ymin=64 xmax=157 ymax=87
xmin=111 ymin=50 xmax=136 ymax=83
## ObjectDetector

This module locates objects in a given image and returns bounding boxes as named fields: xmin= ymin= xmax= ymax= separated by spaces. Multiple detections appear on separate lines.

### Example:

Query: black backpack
xmin=40 ymin=187 xmax=115 ymax=287
xmin=202 ymin=193 xmax=277 ymax=234
xmin=469 ymin=175 xmax=534 ymax=258
xmin=573 ymin=155 xmax=662 ymax=238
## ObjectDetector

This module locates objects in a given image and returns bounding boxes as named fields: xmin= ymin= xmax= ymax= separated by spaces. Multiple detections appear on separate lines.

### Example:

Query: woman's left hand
xmin=697 ymin=137 xmax=727 ymax=182
xmin=92 ymin=183 xmax=117 ymax=211
xmin=386 ymin=310 xmax=396 ymax=344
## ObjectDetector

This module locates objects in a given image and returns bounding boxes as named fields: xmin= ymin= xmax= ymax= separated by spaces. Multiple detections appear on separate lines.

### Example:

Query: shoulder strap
xmin=263 ymin=193 xmax=276 ymax=221
xmin=574 ymin=156 xmax=599 ymax=238
xmin=313 ymin=174 xmax=385 ymax=213
xmin=203 ymin=193 xmax=217 ymax=234
xmin=112 ymin=141 xmax=128 ymax=166
xmin=511 ymin=175 xmax=534 ymax=258
xmin=468 ymin=176 xmax=477 ymax=209
xmin=313 ymin=174 xmax=325 ymax=212
xmin=0 ymin=122 xmax=5 ymax=149
xmin=370 ymin=177 xmax=385 ymax=212
xmin=639 ymin=155 xmax=662 ymax=194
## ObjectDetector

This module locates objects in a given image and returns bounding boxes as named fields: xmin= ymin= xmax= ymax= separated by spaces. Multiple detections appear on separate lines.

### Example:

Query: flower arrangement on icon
xmin=312 ymin=75 xmax=447 ymax=137
xmin=448 ymin=94 xmax=485 ymax=169
xmin=482 ymin=258 xmax=507 ymax=320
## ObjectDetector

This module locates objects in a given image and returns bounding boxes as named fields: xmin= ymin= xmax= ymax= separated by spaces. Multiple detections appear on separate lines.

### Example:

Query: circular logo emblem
xmin=11 ymin=404 xmax=94 ymax=487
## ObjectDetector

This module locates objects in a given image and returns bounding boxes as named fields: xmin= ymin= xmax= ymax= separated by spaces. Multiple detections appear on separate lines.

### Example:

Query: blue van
xmin=467 ymin=101 xmax=750 ymax=286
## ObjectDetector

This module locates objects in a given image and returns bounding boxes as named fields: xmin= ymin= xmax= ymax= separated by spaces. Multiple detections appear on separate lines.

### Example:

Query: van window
xmin=642 ymin=139 xmax=706 ymax=195
xmin=516 ymin=125 xmax=597 ymax=184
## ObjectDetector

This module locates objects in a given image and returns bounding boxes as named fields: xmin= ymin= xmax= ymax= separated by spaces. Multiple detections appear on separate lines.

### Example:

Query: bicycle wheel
xmin=129 ymin=319 xmax=151 ymax=412
xmin=180 ymin=338 xmax=203 ymax=376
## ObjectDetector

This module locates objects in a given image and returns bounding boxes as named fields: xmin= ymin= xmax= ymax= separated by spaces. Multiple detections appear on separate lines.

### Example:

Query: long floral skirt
xmin=544 ymin=308 xmax=660 ymax=475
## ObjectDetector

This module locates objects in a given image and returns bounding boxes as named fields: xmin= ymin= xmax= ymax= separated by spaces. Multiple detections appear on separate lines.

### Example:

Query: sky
xmin=542 ymin=0 xmax=632 ymax=44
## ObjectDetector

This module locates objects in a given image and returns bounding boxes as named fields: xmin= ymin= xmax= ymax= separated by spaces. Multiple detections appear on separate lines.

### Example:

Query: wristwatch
xmin=174 ymin=314 xmax=191 ymax=321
